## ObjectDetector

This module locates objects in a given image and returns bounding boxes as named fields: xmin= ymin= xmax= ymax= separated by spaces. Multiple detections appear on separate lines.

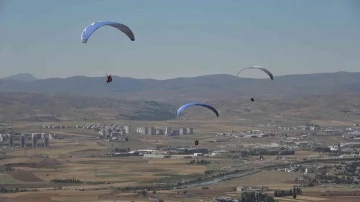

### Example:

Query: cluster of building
xmin=216 ymin=129 xmax=276 ymax=138
xmin=276 ymin=124 xmax=321 ymax=131
xmin=0 ymin=133 xmax=55 ymax=148
xmin=99 ymin=134 xmax=128 ymax=142
xmin=262 ymin=123 xmax=360 ymax=134
xmin=279 ymin=123 xmax=360 ymax=138
xmin=277 ymin=164 xmax=318 ymax=174
xmin=74 ymin=123 xmax=195 ymax=136
xmin=135 ymin=126 xmax=193 ymax=136
xmin=42 ymin=125 xmax=68 ymax=129
xmin=217 ymin=124 xmax=349 ymax=138
xmin=76 ymin=123 xmax=130 ymax=141
xmin=218 ymin=125 xmax=360 ymax=142
xmin=76 ymin=123 xmax=130 ymax=134
xmin=236 ymin=186 xmax=269 ymax=193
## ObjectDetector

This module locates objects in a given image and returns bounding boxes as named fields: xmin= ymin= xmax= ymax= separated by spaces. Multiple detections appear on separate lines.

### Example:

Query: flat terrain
xmin=0 ymin=127 xmax=358 ymax=202
xmin=0 ymin=90 xmax=360 ymax=201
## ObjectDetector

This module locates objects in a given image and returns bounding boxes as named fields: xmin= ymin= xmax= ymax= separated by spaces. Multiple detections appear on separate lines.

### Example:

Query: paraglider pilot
xmin=194 ymin=139 xmax=199 ymax=149
xmin=106 ymin=74 xmax=112 ymax=84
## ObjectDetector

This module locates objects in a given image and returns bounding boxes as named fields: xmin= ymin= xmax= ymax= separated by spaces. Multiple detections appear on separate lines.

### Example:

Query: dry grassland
xmin=0 ymin=188 xmax=216 ymax=202
xmin=275 ymin=195 xmax=328 ymax=202
xmin=38 ymin=158 xmax=206 ymax=183
xmin=312 ymin=120 xmax=354 ymax=127
xmin=7 ymin=142 xmax=107 ymax=158
xmin=210 ymin=171 xmax=301 ymax=190
xmin=3 ymin=190 xmax=360 ymax=202
xmin=2 ymin=156 xmax=207 ymax=184
xmin=302 ymin=186 xmax=360 ymax=193
xmin=1 ymin=190 xmax=111 ymax=202
xmin=274 ymin=195 xmax=360 ymax=202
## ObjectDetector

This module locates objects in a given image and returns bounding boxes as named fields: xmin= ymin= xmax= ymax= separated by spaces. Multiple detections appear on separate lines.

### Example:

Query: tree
xmin=141 ymin=189 xmax=147 ymax=197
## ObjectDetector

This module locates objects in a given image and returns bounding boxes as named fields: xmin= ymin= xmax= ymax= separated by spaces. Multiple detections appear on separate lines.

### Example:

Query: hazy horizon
xmin=2 ymin=70 xmax=360 ymax=81
xmin=1 ymin=0 xmax=360 ymax=79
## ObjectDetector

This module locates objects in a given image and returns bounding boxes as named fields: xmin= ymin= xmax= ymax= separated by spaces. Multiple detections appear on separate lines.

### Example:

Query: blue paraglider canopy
xmin=81 ymin=21 xmax=135 ymax=43
xmin=176 ymin=102 xmax=219 ymax=117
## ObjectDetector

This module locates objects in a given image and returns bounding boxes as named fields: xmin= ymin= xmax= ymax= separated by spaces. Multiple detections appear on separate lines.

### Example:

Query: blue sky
xmin=0 ymin=0 xmax=360 ymax=79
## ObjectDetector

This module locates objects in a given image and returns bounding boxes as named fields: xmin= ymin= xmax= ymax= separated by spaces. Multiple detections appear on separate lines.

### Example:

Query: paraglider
xmin=237 ymin=66 xmax=274 ymax=102
xmin=81 ymin=21 xmax=135 ymax=43
xmin=176 ymin=102 xmax=219 ymax=117
xmin=237 ymin=66 xmax=274 ymax=80
xmin=106 ymin=75 xmax=112 ymax=84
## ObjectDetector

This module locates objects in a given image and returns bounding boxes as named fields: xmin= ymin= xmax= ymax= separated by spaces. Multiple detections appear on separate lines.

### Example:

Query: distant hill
xmin=1 ymin=71 xmax=360 ymax=103
xmin=1 ymin=71 xmax=360 ymax=122
xmin=1 ymin=73 xmax=38 ymax=82
xmin=1 ymin=91 xmax=358 ymax=124
xmin=0 ymin=92 xmax=175 ymax=122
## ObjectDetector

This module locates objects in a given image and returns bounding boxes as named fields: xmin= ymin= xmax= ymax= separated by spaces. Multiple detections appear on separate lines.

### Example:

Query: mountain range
xmin=1 ymin=73 xmax=38 ymax=82
xmin=1 ymin=72 xmax=360 ymax=122
xmin=1 ymin=71 xmax=360 ymax=103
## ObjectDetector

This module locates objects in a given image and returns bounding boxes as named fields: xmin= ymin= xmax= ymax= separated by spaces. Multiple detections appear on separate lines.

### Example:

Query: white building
xmin=146 ymin=127 xmax=155 ymax=135
xmin=329 ymin=145 xmax=339 ymax=151
xmin=123 ymin=125 xmax=130 ymax=134
xmin=179 ymin=128 xmax=187 ymax=135
xmin=156 ymin=129 xmax=164 ymax=135
xmin=172 ymin=129 xmax=179 ymax=136
xmin=136 ymin=127 xmax=146 ymax=134
xmin=165 ymin=127 xmax=172 ymax=136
